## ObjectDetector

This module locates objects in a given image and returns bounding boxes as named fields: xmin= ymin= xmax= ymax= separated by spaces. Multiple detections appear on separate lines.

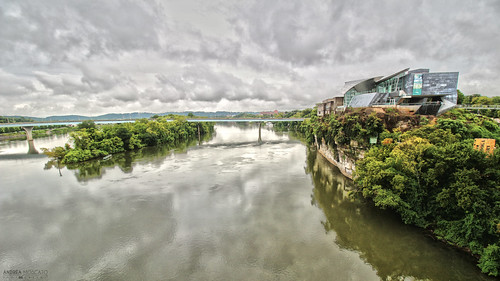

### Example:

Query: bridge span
xmin=0 ymin=118 xmax=305 ymax=154
xmin=0 ymin=118 xmax=305 ymax=129
xmin=456 ymin=104 xmax=500 ymax=110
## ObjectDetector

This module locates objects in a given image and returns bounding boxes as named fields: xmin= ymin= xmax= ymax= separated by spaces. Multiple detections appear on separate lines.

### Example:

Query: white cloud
xmin=0 ymin=0 xmax=499 ymax=117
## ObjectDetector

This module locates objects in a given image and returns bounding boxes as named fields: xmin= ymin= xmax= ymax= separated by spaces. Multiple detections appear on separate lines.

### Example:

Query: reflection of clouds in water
xmin=152 ymin=142 xmax=377 ymax=280
xmin=0 ymin=125 xmax=379 ymax=280
xmin=0 ymin=172 xmax=177 ymax=280
xmin=207 ymin=124 xmax=288 ymax=144
xmin=0 ymin=134 xmax=69 ymax=155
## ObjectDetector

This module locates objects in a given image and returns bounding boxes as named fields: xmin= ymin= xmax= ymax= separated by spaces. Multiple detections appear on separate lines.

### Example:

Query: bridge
xmin=0 ymin=118 xmax=305 ymax=128
xmin=0 ymin=118 xmax=305 ymax=154
xmin=456 ymin=104 xmax=500 ymax=110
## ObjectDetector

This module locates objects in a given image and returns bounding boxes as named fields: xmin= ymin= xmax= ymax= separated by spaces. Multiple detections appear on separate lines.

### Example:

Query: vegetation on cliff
xmin=302 ymin=108 xmax=500 ymax=276
xmin=42 ymin=117 xmax=214 ymax=164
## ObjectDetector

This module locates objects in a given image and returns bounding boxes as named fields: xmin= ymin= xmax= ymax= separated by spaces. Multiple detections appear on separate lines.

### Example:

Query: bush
xmin=479 ymin=244 xmax=500 ymax=276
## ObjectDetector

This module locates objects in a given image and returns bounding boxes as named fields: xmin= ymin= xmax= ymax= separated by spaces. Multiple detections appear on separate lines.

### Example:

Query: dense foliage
xmin=461 ymin=93 xmax=500 ymax=106
xmin=458 ymin=91 xmax=500 ymax=118
xmin=302 ymin=108 xmax=500 ymax=276
xmin=272 ymin=108 xmax=318 ymax=132
xmin=44 ymin=117 xmax=214 ymax=164
xmin=297 ymin=108 xmax=418 ymax=151
xmin=357 ymin=110 xmax=500 ymax=276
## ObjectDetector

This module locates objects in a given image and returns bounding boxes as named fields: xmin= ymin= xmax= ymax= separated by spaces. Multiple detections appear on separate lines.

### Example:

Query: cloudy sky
xmin=1 ymin=0 xmax=499 ymax=117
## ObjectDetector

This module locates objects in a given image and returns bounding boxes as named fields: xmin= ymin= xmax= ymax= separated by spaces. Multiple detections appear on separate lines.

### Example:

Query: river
xmin=0 ymin=124 xmax=495 ymax=280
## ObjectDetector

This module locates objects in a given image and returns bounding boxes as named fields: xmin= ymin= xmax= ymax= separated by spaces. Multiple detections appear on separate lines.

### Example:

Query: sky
xmin=1 ymin=0 xmax=500 ymax=117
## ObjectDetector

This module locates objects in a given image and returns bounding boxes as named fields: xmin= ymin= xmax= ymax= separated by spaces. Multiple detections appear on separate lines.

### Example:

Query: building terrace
xmin=318 ymin=68 xmax=459 ymax=117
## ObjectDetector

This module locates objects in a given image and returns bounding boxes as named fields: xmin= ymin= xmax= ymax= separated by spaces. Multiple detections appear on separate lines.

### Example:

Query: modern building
xmin=318 ymin=68 xmax=459 ymax=116
xmin=317 ymin=97 xmax=344 ymax=117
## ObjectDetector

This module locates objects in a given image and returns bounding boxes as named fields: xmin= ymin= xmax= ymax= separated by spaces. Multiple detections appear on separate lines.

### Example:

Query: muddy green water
xmin=0 ymin=124 xmax=495 ymax=280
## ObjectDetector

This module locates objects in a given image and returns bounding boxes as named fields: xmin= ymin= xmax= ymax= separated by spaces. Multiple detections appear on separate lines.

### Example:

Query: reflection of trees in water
xmin=44 ymin=138 xmax=202 ymax=182
xmin=305 ymin=147 xmax=493 ymax=281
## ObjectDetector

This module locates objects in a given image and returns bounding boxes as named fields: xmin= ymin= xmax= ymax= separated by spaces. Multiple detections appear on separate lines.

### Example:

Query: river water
xmin=0 ymin=124 xmax=495 ymax=280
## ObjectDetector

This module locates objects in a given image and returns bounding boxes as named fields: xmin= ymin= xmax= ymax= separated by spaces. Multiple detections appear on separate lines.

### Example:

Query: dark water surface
xmin=0 ymin=124 xmax=494 ymax=280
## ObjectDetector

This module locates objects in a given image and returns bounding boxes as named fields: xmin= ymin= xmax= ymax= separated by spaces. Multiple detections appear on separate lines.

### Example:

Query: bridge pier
xmin=22 ymin=126 xmax=34 ymax=141
xmin=258 ymin=122 xmax=262 ymax=143
xmin=22 ymin=126 xmax=38 ymax=154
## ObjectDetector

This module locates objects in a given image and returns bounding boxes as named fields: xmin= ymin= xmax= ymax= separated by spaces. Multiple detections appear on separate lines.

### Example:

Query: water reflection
xmin=0 ymin=124 xmax=495 ymax=280
xmin=305 ymin=147 xmax=495 ymax=281
xmin=0 ymin=134 xmax=68 ymax=155
xmin=45 ymin=135 xmax=204 ymax=182
xmin=45 ymin=123 xmax=288 ymax=182
xmin=0 ymin=124 xmax=380 ymax=280
xmin=27 ymin=140 xmax=39 ymax=154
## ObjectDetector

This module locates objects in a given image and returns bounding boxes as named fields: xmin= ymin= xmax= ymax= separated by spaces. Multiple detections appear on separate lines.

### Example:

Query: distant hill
xmin=5 ymin=111 xmax=258 ymax=122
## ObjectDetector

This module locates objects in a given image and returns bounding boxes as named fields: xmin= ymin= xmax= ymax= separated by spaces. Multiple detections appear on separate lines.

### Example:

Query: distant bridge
xmin=0 ymin=118 xmax=305 ymax=154
xmin=0 ymin=118 xmax=305 ymax=128
xmin=456 ymin=104 xmax=500 ymax=110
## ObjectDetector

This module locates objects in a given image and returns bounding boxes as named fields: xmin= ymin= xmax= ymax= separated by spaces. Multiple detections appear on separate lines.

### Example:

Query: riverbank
xmin=299 ymin=108 xmax=500 ymax=277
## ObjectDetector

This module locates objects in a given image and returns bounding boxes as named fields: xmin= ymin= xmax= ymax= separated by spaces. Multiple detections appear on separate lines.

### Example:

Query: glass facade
xmin=344 ymin=88 xmax=376 ymax=107
xmin=340 ymin=69 xmax=459 ymax=115
xmin=376 ymin=76 xmax=404 ymax=94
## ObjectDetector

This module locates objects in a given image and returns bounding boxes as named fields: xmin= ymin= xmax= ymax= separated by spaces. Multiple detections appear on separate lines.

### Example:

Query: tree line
xmin=457 ymin=91 xmax=500 ymax=118
xmin=43 ymin=118 xmax=214 ymax=164
xmin=0 ymin=116 xmax=34 ymax=123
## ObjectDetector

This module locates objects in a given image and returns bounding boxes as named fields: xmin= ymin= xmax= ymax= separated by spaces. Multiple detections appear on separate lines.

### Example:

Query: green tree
xmin=347 ymin=109 xmax=500 ymax=275
xmin=472 ymin=96 xmax=493 ymax=105
xmin=457 ymin=89 xmax=465 ymax=104
xmin=77 ymin=120 xmax=96 ymax=130
xmin=59 ymin=118 xmax=214 ymax=164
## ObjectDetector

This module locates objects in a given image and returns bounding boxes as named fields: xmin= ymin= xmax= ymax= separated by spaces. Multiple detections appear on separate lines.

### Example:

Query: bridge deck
xmin=0 ymin=118 xmax=305 ymax=128
xmin=457 ymin=105 xmax=500 ymax=110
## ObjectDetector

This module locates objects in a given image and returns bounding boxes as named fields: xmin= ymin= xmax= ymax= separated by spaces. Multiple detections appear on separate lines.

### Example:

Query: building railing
xmin=372 ymin=102 xmax=426 ymax=106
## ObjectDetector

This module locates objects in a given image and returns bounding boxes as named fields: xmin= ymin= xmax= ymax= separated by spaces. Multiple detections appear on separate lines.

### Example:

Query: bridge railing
xmin=0 ymin=118 xmax=305 ymax=128
xmin=457 ymin=104 xmax=500 ymax=110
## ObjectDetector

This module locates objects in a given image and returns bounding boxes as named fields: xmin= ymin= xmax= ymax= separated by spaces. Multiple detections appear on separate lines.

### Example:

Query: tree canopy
xmin=44 ymin=117 xmax=214 ymax=164
xmin=300 ymin=108 xmax=500 ymax=276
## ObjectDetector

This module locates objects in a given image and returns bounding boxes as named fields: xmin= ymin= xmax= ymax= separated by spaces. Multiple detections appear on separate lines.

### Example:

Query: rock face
xmin=312 ymin=108 xmax=428 ymax=180
xmin=315 ymin=137 xmax=363 ymax=180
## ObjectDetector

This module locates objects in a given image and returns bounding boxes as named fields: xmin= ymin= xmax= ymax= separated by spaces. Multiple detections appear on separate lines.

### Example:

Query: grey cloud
xmin=0 ymin=0 xmax=499 ymax=116
xmin=169 ymin=65 xmax=291 ymax=103
xmin=237 ymin=1 xmax=332 ymax=66
xmin=34 ymin=71 xmax=87 ymax=97
xmin=0 ymin=0 xmax=162 ymax=66
xmin=80 ymin=65 xmax=125 ymax=93
xmin=236 ymin=0 xmax=500 ymax=67
xmin=0 ymin=70 xmax=36 ymax=97
xmin=199 ymin=38 xmax=242 ymax=63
